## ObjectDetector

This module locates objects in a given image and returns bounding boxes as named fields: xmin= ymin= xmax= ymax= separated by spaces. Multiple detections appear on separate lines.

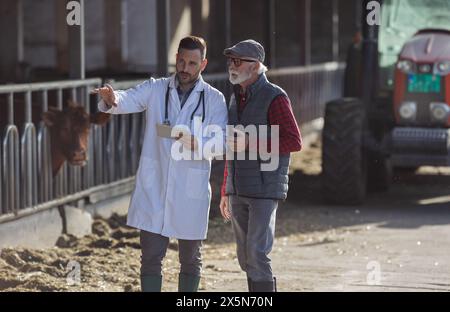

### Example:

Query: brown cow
xmin=0 ymin=96 xmax=110 ymax=176
xmin=42 ymin=101 xmax=110 ymax=176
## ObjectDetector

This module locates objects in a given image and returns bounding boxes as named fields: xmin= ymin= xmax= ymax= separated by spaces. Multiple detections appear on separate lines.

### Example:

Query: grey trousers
xmin=229 ymin=195 xmax=278 ymax=282
xmin=140 ymin=230 xmax=203 ymax=277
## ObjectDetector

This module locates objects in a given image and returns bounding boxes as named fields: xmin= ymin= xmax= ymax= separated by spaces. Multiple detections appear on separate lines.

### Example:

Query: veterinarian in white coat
xmin=94 ymin=36 xmax=227 ymax=292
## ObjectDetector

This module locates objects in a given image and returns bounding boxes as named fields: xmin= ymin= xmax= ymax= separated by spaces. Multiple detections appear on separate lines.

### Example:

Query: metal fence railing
xmin=268 ymin=62 xmax=345 ymax=124
xmin=0 ymin=62 xmax=344 ymax=223
xmin=0 ymin=79 xmax=138 ymax=223
xmin=104 ymin=80 xmax=147 ymax=184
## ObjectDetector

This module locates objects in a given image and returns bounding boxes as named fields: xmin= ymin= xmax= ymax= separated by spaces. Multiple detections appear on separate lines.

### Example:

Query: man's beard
xmin=228 ymin=69 xmax=252 ymax=85
xmin=177 ymin=71 xmax=199 ymax=86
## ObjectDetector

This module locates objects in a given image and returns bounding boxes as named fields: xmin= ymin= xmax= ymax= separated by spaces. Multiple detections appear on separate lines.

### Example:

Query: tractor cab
xmin=393 ymin=29 xmax=450 ymax=127
xmin=379 ymin=0 xmax=450 ymax=128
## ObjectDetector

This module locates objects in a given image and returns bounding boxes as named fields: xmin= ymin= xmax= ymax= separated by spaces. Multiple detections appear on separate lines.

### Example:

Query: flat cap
xmin=223 ymin=39 xmax=265 ymax=63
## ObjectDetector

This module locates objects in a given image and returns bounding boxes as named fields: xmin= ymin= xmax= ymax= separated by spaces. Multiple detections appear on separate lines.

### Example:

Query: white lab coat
xmin=98 ymin=75 xmax=228 ymax=239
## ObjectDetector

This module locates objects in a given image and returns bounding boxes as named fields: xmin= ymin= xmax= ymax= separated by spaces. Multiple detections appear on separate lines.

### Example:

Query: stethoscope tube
xmin=164 ymin=83 xmax=205 ymax=125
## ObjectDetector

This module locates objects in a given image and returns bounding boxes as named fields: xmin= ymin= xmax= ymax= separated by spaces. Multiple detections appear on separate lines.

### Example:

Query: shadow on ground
xmin=271 ymin=167 xmax=450 ymax=237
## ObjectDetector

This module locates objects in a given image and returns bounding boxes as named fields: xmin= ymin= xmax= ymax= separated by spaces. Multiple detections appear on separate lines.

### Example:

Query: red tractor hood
xmin=400 ymin=30 xmax=450 ymax=63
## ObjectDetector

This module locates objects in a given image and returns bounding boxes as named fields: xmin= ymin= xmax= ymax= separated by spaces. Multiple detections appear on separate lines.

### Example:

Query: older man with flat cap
xmin=219 ymin=39 xmax=302 ymax=292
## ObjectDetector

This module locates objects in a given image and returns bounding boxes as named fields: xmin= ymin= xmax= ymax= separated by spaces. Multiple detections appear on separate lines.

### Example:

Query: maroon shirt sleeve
xmin=248 ymin=95 xmax=302 ymax=155
xmin=268 ymin=95 xmax=302 ymax=154
xmin=221 ymin=161 xmax=228 ymax=197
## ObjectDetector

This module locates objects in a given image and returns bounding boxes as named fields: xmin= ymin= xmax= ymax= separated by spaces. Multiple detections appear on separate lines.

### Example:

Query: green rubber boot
xmin=178 ymin=273 xmax=201 ymax=292
xmin=140 ymin=275 xmax=162 ymax=292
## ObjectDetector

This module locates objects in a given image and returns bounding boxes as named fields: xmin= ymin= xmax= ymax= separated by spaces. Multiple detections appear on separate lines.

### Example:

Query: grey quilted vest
xmin=225 ymin=73 xmax=290 ymax=200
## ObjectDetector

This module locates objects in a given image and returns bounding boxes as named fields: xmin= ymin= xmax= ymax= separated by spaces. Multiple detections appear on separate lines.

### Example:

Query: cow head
xmin=43 ymin=101 xmax=110 ymax=174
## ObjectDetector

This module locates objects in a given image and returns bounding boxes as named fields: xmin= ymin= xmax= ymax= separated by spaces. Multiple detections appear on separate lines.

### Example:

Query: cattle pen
xmin=0 ymin=62 xmax=344 ymax=247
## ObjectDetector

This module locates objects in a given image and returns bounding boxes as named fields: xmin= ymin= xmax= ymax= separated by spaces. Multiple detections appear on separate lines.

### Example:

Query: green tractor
xmin=322 ymin=0 xmax=450 ymax=204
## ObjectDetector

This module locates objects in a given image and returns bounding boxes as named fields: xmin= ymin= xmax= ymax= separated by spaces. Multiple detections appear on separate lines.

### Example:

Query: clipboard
xmin=156 ymin=123 xmax=189 ymax=139
xmin=156 ymin=123 xmax=176 ymax=139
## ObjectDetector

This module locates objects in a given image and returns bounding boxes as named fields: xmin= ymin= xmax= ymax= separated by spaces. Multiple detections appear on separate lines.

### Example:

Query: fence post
xmin=38 ymin=90 xmax=53 ymax=204
xmin=20 ymin=91 xmax=38 ymax=209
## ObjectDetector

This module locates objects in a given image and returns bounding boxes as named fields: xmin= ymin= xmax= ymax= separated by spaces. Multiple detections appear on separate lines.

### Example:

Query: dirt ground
xmin=1 ymin=140 xmax=449 ymax=292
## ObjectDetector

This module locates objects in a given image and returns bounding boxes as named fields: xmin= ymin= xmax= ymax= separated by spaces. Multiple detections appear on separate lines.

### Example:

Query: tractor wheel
xmin=322 ymin=98 xmax=366 ymax=205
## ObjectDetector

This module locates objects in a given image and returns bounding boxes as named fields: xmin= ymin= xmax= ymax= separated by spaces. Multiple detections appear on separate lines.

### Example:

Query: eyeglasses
xmin=227 ymin=57 xmax=256 ymax=67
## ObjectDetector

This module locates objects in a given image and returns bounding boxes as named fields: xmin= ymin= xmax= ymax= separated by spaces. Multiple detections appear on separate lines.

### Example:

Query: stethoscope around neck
xmin=163 ymin=83 xmax=205 ymax=126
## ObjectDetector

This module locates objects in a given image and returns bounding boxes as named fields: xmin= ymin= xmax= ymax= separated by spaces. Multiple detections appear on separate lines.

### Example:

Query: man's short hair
xmin=178 ymin=36 xmax=207 ymax=60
